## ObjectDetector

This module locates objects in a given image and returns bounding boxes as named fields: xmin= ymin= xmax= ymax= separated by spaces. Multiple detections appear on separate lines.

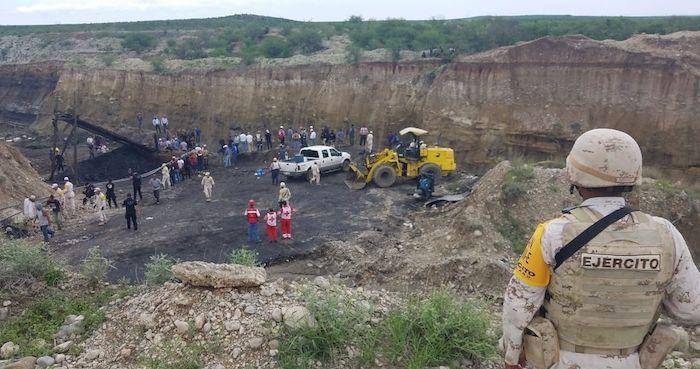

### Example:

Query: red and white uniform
xmin=279 ymin=204 xmax=294 ymax=239
xmin=245 ymin=207 xmax=260 ymax=224
xmin=266 ymin=211 xmax=278 ymax=242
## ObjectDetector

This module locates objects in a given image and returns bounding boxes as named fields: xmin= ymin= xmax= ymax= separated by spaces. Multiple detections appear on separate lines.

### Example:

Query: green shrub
xmin=150 ymin=57 xmax=168 ymax=74
xmin=121 ymin=33 xmax=157 ymax=53
xmin=277 ymin=286 xmax=376 ymax=369
xmin=258 ymin=36 xmax=292 ymax=58
xmin=277 ymin=290 xmax=496 ymax=369
xmin=101 ymin=54 xmax=116 ymax=67
xmin=0 ymin=239 xmax=63 ymax=292
xmin=170 ymin=38 xmax=207 ymax=59
xmin=288 ymin=28 xmax=324 ymax=54
xmin=345 ymin=44 xmax=362 ymax=64
xmin=228 ymin=247 xmax=261 ymax=267
xmin=501 ymin=161 xmax=535 ymax=200
xmin=497 ymin=211 xmax=529 ymax=254
xmin=378 ymin=292 xmax=497 ymax=369
xmin=145 ymin=254 xmax=176 ymax=285
xmin=0 ymin=288 xmax=121 ymax=358
xmin=81 ymin=246 xmax=113 ymax=286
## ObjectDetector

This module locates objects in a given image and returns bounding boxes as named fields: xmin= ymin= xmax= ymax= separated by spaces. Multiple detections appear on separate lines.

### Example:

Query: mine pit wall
xmin=18 ymin=54 xmax=699 ymax=173
xmin=0 ymin=63 xmax=60 ymax=127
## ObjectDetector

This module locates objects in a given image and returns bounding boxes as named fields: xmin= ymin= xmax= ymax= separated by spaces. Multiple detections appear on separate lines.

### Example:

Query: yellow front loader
xmin=344 ymin=127 xmax=456 ymax=190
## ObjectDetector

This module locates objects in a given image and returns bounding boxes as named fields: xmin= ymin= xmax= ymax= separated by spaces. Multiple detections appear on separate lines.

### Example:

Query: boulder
xmin=36 ymin=356 xmax=55 ymax=368
xmin=282 ymin=306 xmax=315 ymax=329
xmin=171 ymin=261 xmax=266 ymax=288
xmin=672 ymin=326 xmax=690 ymax=353
xmin=1 ymin=357 xmax=36 ymax=369
xmin=52 ymin=341 xmax=73 ymax=353
xmin=1 ymin=342 xmax=19 ymax=359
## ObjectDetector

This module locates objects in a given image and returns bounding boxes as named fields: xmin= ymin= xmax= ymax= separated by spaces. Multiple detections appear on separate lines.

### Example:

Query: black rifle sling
xmin=554 ymin=206 xmax=634 ymax=271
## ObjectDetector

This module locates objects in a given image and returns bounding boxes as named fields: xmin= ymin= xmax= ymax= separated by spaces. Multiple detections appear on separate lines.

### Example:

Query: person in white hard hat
xmin=161 ymin=163 xmax=171 ymax=189
xmin=278 ymin=182 xmax=291 ymax=207
xmin=500 ymin=129 xmax=700 ymax=369
xmin=63 ymin=177 xmax=76 ymax=217
xmin=95 ymin=188 xmax=108 ymax=226
xmin=201 ymin=172 xmax=215 ymax=202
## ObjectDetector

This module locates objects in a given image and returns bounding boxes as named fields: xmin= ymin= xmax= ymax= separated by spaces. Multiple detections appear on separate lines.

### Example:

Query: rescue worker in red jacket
xmin=265 ymin=208 xmax=278 ymax=243
xmin=279 ymin=200 xmax=295 ymax=239
xmin=243 ymin=200 xmax=261 ymax=243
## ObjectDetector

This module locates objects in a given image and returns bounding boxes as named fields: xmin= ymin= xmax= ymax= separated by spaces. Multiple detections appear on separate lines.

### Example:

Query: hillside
xmin=0 ymin=142 xmax=50 ymax=207
xmin=2 ymin=15 xmax=700 ymax=67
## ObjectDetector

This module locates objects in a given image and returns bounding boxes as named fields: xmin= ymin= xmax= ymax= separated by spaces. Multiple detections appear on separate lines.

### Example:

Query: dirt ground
xmin=47 ymin=148 xmax=428 ymax=282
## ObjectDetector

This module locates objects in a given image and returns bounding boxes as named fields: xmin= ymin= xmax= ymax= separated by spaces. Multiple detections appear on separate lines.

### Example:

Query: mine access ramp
xmin=54 ymin=113 xmax=156 ymax=153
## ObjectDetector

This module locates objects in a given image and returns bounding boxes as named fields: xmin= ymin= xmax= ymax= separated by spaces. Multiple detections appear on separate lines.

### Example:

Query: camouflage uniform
xmin=501 ymin=197 xmax=700 ymax=369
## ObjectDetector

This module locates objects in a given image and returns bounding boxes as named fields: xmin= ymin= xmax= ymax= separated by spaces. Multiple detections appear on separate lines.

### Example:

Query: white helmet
xmin=280 ymin=182 xmax=286 ymax=188
xmin=566 ymin=128 xmax=642 ymax=188
xmin=64 ymin=177 xmax=69 ymax=181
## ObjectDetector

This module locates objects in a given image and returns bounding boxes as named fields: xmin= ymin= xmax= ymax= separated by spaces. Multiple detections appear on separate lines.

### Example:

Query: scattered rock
xmin=248 ymin=337 xmax=264 ymax=349
xmin=244 ymin=305 xmax=257 ymax=315
xmin=84 ymin=349 xmax=103 ymax=361
xmin=473 ymin=230 xmax=483 ymax=237
xmin=0 ymin=307 xmax=8 ymax=321
xmin=52 ymin=341 xmax=73 ymax=353
xmin=119 ymin=348 xmax=133 ymax=358
xmin=224 ymin=321 xmax=241 ymax=332
xmin=1 ymin=341 xmax=19 ymax=359
xmin=195 ymin=314 xmax=207 ymax=330
xmin=231 ymin=347 xmax=242 ymax=358
xmin=54 ymin=353 xmax=66 ymax=363
xmin=269 ymin=339 xmax=279 ymax=350
xmin=313 ymin=276 xmax=331 ymax=288
xmin=269 ymin=349 xmax=278 ymax=356
xmin=271 ymin=308 xmax=282 ymax=322
xmin=203 ymin=322 xmax=212 ymax=333
xmin=282 ymin=306 xmax=315 ymax=329
xmin=690 ymin=340 xmax=700 ymax=354
xmin=174 ymin=320 xmax=189 ymax=334
xmin=138 ymin=313 xmax=157 ymax=329
xmin=171 ymin=261 xmax=267 ymax=288
xmin=2 ymin=356 xmax=36 ymax=369
xmin=2 ymin=301 xmax=11 ymax=307
xmin=36 ymin=356 xmax=55 ymax=368
xmin=673 ymin=326 xmax=690 ymax=352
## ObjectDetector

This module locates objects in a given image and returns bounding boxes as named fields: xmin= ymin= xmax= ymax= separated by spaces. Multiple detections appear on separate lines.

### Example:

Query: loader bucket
xmin=344 ymin=165 xmax=368 ymax=190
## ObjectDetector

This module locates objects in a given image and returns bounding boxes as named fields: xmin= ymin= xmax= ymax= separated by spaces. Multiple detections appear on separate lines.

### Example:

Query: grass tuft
xmin=0 ymin=238 xmax=64 ymax=292
xmin=228 ymin=246 xmax=261 ymax=267
xmin=144 ymin=254 xmax=177 ymax=285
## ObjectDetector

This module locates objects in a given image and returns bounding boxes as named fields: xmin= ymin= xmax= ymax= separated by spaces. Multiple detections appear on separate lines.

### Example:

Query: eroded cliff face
xmin=0 ymin=62 xmax=60 ymax=125
xmin=4 ymin=33 xmax=699 ymax=172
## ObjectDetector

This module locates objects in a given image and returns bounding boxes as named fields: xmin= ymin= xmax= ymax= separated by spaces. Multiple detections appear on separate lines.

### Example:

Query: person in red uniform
xmin=244 ymin=200 xmax=261 ymax=243
xmin=265 ymin=208 xmax=278 ymax=243
xmin=279 ymin=200 xmax=295 ymax=239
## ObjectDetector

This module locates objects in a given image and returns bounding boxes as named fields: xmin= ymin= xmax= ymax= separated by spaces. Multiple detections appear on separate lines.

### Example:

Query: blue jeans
xmin=247 ymin=222 xmax=260 ymax=242
xmin=40 ymin=225 xmax=54 ymax=242
xmin=224 ymin=154 xmax=231 ymax=167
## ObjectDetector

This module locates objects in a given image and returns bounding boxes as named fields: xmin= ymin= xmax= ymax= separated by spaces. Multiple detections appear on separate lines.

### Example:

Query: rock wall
xmin=0 ymin=63 xmax=60 ymax=125
xmin=3 ymin=33 xmax=699 ymax=172
xmin=0 ymin=142 xmax=51 ymax=207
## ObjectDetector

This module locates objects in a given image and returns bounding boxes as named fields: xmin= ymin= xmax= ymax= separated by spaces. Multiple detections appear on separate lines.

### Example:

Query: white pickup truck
xmin=279 ymin=145 xmax=352 ymax=180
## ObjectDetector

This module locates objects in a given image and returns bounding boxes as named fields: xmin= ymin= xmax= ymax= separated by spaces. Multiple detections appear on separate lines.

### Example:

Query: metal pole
xmin=73 ymin=114 xmax=78 ymax=182
xmin=50 ymin=116 xmax=58 ymax=181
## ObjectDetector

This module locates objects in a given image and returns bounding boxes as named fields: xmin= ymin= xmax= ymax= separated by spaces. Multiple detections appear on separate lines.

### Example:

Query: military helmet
xmin=566 ymin=128 xmax=642 ymax=188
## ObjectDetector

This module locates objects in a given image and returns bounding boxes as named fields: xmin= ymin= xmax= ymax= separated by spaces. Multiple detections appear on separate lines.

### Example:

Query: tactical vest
xmin=543 ymin=207 xmax=675 ymax=352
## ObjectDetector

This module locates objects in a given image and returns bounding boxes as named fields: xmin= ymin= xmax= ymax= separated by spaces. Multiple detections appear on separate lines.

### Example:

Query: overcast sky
xmin=1 ymin=0 xmax=699 ymax=26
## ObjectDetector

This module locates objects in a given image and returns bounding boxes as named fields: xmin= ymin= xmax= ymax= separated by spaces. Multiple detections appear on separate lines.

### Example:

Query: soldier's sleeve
xmin=657 ymin=218 xmax=700 ymax=323
xmin=501 ymin=222 xmax=554 ymax=365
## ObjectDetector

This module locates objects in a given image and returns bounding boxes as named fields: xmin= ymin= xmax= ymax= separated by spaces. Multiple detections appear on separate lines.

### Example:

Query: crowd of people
xmin=25 ymin=115 xmax=381 ymax=245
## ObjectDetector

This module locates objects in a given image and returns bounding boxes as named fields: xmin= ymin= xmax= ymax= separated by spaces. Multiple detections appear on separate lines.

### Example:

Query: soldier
xmin=501 ymin=129 xmax=700 ymax=369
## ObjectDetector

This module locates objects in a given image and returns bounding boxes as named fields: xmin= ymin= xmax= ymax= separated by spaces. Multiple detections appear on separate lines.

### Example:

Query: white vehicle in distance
xmin=279 ymin=145 xmax=352 ymax=180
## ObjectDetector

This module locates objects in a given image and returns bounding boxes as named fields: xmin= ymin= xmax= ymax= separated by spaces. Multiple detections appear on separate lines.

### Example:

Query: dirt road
xmin=49 ymin=152 xmax=421 ymax=281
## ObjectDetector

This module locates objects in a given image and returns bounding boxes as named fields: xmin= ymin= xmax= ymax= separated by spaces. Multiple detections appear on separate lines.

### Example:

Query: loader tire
xmin=419 ymin=163 xmax=442 ymax=180
xmin=342 ymin=159 xmax=351 ymax=172
xmin=373 ymin=165 xmax=397 ymax=188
